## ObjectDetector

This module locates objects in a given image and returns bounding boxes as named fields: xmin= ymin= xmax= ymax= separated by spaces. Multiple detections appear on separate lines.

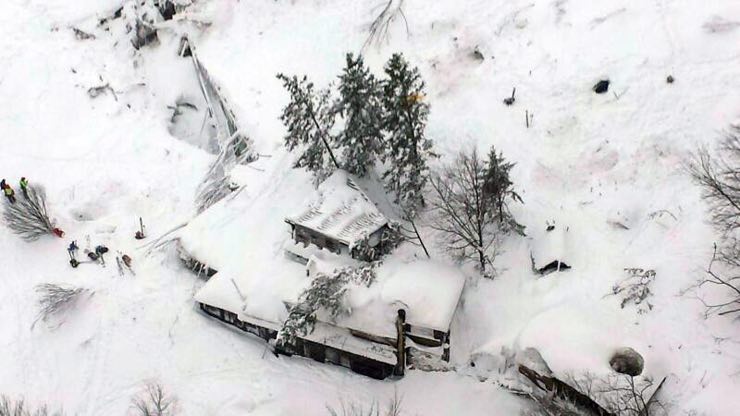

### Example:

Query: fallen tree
xmin=3 ymin=185 xmax=58 ymax=241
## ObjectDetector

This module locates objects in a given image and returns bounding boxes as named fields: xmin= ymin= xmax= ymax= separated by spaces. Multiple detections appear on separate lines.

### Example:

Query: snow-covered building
xmin=284 ymin=170 xmax=394 ymax=262
xmin=192 ymin=258 xmax=466 ymax=379
xmin=178 ymin=170 xmax=466 ymax=379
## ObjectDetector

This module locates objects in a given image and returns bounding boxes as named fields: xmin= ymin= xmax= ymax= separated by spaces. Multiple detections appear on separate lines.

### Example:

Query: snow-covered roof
xmin=337 ymin=259 xmax=467 ymax=336
xmin=285 ymin=170 xmax=389 ymax=247
xmin=194 ymin=272 xmax=245 ymax=314
xmin=530 ymin=223 xmax=571 ymax=271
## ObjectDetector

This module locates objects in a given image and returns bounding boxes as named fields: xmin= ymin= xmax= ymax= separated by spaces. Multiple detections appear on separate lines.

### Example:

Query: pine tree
xmin=483 ymin=147 xmax=524 ymax=235
xmin=277 ymin=74 xmax=339 ymax=180
xmin=381 ymin=53 xmax=436 ymax=218
xmin=335 ymin=53 xmax=385 ymax=177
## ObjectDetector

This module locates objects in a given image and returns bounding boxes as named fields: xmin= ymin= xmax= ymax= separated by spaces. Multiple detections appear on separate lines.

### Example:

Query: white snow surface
xmin=1 ymin=0 xmax=740 ymax=415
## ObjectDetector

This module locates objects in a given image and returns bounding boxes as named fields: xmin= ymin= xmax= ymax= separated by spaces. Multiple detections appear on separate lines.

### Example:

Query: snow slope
xmin=1 ymin=0 xmax=739 ymax=414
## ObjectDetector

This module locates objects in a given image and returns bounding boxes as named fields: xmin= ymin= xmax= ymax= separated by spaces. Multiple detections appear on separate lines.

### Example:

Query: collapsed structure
xmin=180 ymin=170 xmax=466 ymax=379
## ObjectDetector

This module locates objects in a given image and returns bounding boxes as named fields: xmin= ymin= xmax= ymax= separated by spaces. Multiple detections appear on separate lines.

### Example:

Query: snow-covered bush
xmin=279 ymin=264 xmax=378 ymax=345
xmin=34 ymin=284 xmax=91 ymax=327
xmin=521 ymin=394 xmax=583 ymax=416
xmin=610 ymin=268 xmax=656 ymax=314
xmin=3 ymin=185 xmax=56 ymax=241
xmin=327 ymin=392 xmax=402 ymax=416
xmin=0 ymin=396 xmax=64 ymax=416
xmin=131 ymin=382 xmax=178 ymax=416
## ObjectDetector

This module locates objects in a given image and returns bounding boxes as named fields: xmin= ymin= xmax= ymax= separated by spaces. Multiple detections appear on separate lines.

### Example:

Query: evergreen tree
xmin=277 ymin=74 xmax=339 ymax=180
xmin=335 ymin=53 xmax=384 ymax=177
xmin=483 ymin=147 xmax=524 ymax=235
xmin=381 ymin=53 xmax=436 ymax=218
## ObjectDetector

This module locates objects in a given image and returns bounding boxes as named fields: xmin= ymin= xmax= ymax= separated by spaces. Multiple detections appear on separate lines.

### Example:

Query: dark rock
xmin=666 ymin=75 xmax=674 ymax=84
xmin=610 ymin=347 xmax=644 ymax=376
xmin=593 ymin=79 xmax=610 ymax=94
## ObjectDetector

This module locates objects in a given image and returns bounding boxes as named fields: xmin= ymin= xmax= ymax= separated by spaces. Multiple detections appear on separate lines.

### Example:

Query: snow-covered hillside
xmin=1 ymin=0 xmax=739 ymax=414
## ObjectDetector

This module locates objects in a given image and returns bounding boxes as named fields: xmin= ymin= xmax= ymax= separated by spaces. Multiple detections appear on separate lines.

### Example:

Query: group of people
xmin=1 ymin=177 xmax=29 ymax=204
xmin=67 ymin=240 xmax=109 ymax=267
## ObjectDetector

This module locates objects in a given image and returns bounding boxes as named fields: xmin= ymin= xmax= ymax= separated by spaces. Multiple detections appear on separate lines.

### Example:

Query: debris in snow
xmin=516 ymin=347 xmax=552 ymax=377
xmin=593 ymin=79 xmax=610 ymax=94
xmin=702 ymin=16 xmax=740 ymax=34
xmin=471 ymin=46 xmax=485 ymax=62
xmin=666 ymin=75 xmax=675 ymax=84
xmin=503 ymin=87 xmax=516 ymax=105
xmin=518 ymin=365 xmax=613 ymax=416
xmin=87 ymin=83 xmax=118 ymax=101
xmin=71 ymin=27 xmax=95 ymax=40
xmin=607 ymin=219 xmax=629 ymax=230
xmin=609 ymin=347 xmax=644 ymax=376
xmin=135 ymin=217 xmax=146 ymax=240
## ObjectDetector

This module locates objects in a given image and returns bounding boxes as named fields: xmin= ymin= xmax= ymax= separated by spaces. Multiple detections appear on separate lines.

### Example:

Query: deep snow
xmin=1 ymin=0 xmax=740 ymax=414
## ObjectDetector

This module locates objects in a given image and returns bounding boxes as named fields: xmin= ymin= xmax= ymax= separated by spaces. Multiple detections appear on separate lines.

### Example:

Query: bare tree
xmin=0 ymin=395 xmax=64 ymax=416
xmin=687 ymin=126 xmax=740 ymax=317
xmin=429 ymin=148 xmax=522 ymax=277
xmin=693 ymin=244 xmax=740 ymax=317
xmin=363 ymin=0 xmax=410 ymax=51
xmin=33 ymin=283 xmax=92 ymax=328
xmin=688 ymin=126 xmax=740 ymax=267
xmin=131 ymin=382 xmax=178 ymax=416
xmin=3 ymin=185 xmax=56 ymax=241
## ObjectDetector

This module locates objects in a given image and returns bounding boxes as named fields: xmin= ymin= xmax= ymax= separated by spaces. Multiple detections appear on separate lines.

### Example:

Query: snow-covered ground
xmin=1 ymin=0 xmax=739 ymax=414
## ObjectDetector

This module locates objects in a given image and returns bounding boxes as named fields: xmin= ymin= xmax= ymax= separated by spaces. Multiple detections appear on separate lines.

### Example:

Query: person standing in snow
xmin=3 ymin=184 xmax=16 ymax=204
xmin=19 ymin=177 xmax=28 ymax=198
xmin=68 ymin=241 xmax=79 ymax=259
xmin=0 ymin=179 xmax=6 ymax=190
